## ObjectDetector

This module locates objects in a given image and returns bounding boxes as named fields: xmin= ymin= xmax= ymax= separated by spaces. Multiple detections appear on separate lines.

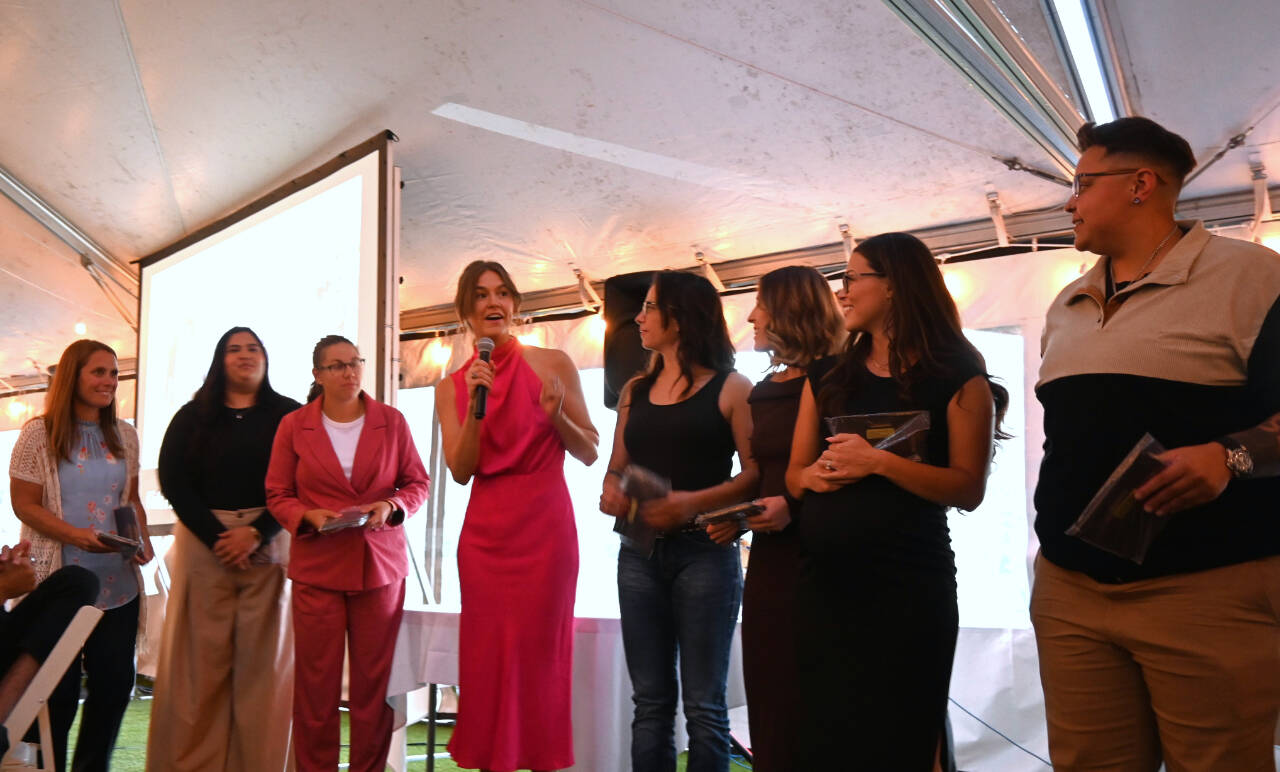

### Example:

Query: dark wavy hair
xmin=818 ymin=232 xmax=1009 ymax=438
xmin=306 ymin=334 xmax=356 ymax=402
xmin=634 ymin=271 xmax=735 ymax=398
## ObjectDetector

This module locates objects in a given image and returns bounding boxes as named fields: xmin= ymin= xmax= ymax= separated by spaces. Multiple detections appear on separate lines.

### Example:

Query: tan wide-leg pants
xmin=146 ymin=509 xmax=295 ymax=771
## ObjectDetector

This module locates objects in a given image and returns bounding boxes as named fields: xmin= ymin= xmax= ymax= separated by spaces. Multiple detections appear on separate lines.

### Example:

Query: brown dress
xmin=740 ymin=375 xmax=805 ymax=770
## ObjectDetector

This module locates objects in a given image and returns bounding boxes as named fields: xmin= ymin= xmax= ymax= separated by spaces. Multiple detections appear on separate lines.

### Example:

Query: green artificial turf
xmin=66 ymin=698 xmax=725 ymax=771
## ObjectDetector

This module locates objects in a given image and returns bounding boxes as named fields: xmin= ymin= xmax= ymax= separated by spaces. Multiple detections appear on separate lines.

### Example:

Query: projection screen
xmin=135 ymin=132 xmax=399 ymax=524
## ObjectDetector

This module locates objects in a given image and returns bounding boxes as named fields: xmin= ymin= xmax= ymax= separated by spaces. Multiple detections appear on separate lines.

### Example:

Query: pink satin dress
xmin=448 ymin=338 xmax=578 ymax=771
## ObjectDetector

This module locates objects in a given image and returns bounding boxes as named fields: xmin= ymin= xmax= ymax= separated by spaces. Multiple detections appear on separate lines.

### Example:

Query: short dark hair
xmin=1077 ymin=117 xmax=1196 ymax=187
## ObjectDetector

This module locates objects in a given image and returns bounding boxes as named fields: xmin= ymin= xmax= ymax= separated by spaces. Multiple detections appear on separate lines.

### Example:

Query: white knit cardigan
xmin=9 ymin=416 xmax=147 ymax=637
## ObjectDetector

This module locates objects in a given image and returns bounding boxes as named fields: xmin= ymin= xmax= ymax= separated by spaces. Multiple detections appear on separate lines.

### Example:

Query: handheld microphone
xmin=474 ymin=337 xmax=495 ymax=419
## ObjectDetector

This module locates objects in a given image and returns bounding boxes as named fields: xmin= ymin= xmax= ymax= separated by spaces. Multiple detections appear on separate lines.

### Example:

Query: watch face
xmin=1227 ymin=447 xmax=1254 ymax=477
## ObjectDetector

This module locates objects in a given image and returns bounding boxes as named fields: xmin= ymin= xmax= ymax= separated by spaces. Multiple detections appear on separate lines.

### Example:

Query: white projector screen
xmin=136 ymin=140 xmax=392 ymax=524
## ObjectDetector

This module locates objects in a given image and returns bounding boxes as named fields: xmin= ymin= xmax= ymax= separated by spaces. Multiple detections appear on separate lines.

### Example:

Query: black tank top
xmin=624 ymin=370 xmax=736 ymax=492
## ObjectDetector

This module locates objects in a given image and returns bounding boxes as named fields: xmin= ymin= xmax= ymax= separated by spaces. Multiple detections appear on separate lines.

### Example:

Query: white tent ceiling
xmin=2 ymin=0 xmax=1278 ymax=381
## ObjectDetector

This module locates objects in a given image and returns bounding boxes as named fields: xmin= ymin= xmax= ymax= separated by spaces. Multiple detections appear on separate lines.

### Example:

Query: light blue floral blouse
xmin=58 ymin=421 xmax=138 ymax=609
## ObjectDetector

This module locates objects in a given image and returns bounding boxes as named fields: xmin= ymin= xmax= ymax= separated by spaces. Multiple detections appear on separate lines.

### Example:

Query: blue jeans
xmin=618 ymin=532 xmax=743 ymax=772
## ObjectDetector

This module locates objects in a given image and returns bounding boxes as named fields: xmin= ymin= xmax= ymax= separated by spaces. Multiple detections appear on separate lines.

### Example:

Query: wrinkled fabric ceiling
xmin=2 ymin=0 xmax=1278 ymax=379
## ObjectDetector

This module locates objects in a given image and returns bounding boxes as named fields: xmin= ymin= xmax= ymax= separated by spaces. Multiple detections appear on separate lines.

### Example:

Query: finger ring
xmin=824 ymin=461 xmax=835 ymax=471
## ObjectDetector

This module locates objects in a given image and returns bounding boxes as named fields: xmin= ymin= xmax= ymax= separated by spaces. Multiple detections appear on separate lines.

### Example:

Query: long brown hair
xmin=453 ymin=260 xmax=522 ymax=331
xmin=634 ymin=271 xmax=735 ymax=398
xmin=42 ymin=339 xmax=124 ymax=462
xmin=756 ymin=266 xmax=844 ymax=368
xmin=818 ymin=232 xmax=1009 ymax=437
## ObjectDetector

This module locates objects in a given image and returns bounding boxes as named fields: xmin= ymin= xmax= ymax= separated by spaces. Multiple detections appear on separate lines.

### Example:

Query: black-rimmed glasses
xmin=841 ymin=271 xmax=886 ymax=291
xmin=319 ymin=358 xmax=365 ymax=374
xmin=1071 ymin=168 xmax=1166 ymax=198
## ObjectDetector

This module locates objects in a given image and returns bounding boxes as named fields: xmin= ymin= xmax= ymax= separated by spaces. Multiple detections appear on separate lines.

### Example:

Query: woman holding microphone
xmin=266 ymin=335 xmax=429 ymax=772
xmin=9 ymin=339 xmax=152 ymax=772
xmin=437 ymin=260 xmax=598 ymax=772
xmin=599 ymin=270 xmax=756 ymax=772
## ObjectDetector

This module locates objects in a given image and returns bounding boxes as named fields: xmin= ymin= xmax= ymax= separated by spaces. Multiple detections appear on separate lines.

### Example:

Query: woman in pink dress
xmin=436 ymin=260 xmax=599 ymax=772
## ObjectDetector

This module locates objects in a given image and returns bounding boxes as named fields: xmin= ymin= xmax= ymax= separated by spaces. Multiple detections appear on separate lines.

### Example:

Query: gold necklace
xmin=1109 ymin=224 xmax=1180 ymax=289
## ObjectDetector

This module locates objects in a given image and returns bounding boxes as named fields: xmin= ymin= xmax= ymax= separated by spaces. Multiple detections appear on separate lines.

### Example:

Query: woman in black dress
xmin=785 ymin=232 xmax=1008 ymax=769
xmin=706 ymin=265 xmax=842 ymax=769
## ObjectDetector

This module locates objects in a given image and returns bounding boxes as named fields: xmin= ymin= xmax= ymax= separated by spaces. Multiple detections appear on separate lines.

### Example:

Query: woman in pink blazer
xmin=266 ymin=334 xmax=430 ymax=772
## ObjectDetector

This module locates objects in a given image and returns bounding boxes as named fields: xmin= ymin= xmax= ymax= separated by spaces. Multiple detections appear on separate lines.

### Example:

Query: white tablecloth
xmin=386 ymin=607 xmax=745 ymax=772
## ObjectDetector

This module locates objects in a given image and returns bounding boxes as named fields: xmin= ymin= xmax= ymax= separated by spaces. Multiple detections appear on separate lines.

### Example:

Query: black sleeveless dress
xmin=741 ymin=375 xmax=805 ymax=770
xmin=794 ymin=354 xmax=979 ymax=770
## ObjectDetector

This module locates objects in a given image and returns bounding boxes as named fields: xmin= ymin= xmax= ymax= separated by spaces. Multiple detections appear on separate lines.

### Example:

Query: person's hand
xmin=0 ymin=560 xmax=36 ymax=600
xmin=705 ymin=521 xmax=743 ymax=545
xmin=801 ymin=462 xmax=843 ymax=493
xmin=465 ymin=357 xmax=495 ymax=411
xmin=638 ymin=491 xmax=695 ymax=531
xmin=540 ymin=375 xmax=565 ymax=422
xmin=599 ymin=474 xmax=631 ymax=518
xmin=69 ymin=527 xmax=112 ymax=553
xmin=0 ymin=541 xmax=31 ymax=566
xmin=214 ymin=526 xmax=260 ymax=569
xmin=1134 ymin=442 xmax=1231 ymax=516
xmin=302 ymin=509 xmax=341 ymax=532
xmin=362 ymin=500 xmax=394 ymax=530
xmin=133 ymin=535 xmax=155 ymax=566
xmin=819 ymin=433 xmax=884 ymax=483
xmin=746 ymin=495 xmax=791 ymax=534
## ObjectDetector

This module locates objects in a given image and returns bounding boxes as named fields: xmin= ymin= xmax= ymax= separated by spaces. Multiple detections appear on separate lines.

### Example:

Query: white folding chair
xmin=2 ymin=606 xmax=103 ymax=771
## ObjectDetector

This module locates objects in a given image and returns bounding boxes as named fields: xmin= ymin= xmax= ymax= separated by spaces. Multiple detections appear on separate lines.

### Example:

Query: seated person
xmin=0 ymin=541 xmax=99 ymax=757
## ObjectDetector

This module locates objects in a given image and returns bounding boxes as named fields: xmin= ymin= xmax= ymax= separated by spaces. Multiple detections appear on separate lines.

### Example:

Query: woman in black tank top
xmin=598 ymin=271 xmax=757 ymax=772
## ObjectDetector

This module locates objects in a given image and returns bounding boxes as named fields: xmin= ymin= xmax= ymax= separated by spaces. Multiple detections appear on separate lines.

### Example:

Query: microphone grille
xmin=476 ymin=337 xmax=496 ymax=354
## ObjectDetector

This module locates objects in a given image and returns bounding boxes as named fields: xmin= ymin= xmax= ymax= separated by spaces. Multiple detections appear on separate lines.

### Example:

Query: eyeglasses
xmin=319 ymin=358 xmax=365 ymax=375
xmin=841 ymin=271 xmax=886 ymax=291
xmin=1070 ymin=168 xmax=1166 ymax=198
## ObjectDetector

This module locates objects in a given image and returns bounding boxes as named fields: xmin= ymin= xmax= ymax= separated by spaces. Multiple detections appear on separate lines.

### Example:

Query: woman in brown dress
xmin=706 ymin=266 xmax=842 ymax=769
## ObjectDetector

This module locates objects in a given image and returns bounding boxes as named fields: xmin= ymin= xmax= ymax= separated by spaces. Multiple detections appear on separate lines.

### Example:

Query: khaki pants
xmin=1030 ymin=552 xmax=1280 ymax=772
xmin=146 ymin=510 xmax=294 ymax=771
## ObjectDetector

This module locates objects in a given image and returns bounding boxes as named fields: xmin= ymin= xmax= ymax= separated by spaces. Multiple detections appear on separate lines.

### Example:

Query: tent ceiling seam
xmin=112 ymin=0 xmax=186 ymax=234
xmin=571 ymin=0 xmax=1008 ymax=163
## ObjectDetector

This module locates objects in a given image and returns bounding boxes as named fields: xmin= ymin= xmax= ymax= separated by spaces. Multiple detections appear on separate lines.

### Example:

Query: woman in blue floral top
xmin=10 ymin=339 xmax=153 ymax=772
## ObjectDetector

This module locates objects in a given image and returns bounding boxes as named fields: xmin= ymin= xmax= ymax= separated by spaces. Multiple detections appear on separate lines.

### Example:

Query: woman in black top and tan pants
xmin=146 ymin=327 xmax=300 ymax=771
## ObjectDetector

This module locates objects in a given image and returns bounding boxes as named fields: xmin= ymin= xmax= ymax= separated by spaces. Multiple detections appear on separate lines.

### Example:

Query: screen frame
xmin=136 ymin=130 xmax=399 ymax=402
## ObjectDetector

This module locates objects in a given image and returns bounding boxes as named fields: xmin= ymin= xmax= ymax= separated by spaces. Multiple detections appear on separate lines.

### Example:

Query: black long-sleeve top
xmin=158 ymin=397 xmax=301 ymax=550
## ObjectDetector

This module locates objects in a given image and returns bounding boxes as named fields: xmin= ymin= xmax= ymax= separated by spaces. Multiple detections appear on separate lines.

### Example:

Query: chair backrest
xmin=2 ymin=605 xmax=103 ymax=741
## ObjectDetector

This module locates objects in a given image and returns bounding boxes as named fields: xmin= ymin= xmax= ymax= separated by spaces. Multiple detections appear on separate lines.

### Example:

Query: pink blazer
xmin=266 ymin=394 xmax=430 ymax=591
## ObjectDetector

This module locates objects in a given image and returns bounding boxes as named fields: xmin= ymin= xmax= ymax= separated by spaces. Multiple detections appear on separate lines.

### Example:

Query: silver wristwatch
xmin=1217 ymin=437 xmax=1254 ymax=478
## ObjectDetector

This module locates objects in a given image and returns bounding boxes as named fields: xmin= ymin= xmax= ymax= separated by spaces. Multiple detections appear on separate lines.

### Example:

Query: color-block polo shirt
xmin=1035 ymin=221 xmax=1280 ymax=583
